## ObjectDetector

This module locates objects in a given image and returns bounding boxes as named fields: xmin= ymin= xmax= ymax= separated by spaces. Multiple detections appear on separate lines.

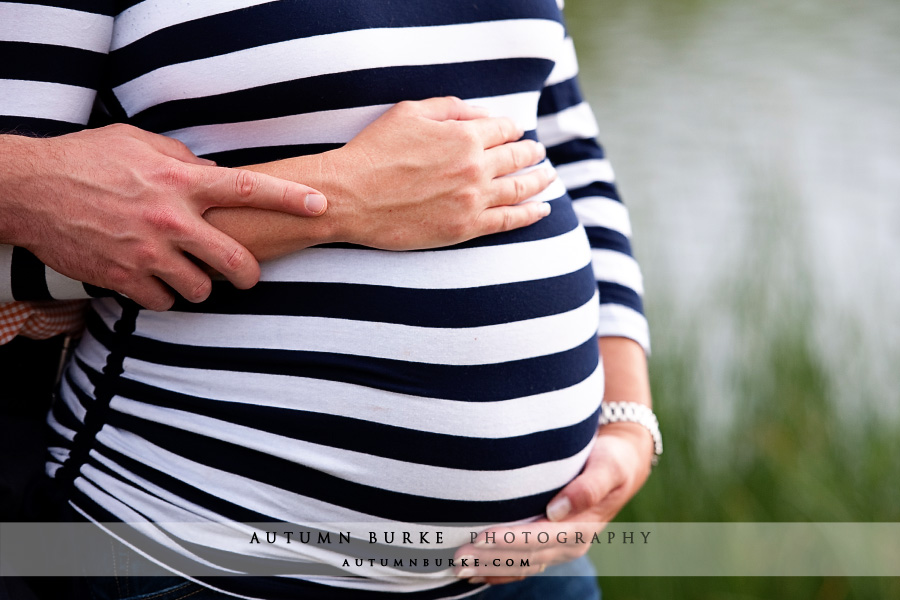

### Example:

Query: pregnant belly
xmin=64 ymin=201 xmax=602 ymax=527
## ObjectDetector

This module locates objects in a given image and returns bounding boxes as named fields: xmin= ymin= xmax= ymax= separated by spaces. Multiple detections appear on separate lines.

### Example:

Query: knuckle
xmin=189 ymin=277 xmax=212 ymax=303
xmin=512 ymin=177 xmax=527 ymax=202
xmin=224 ymin=245 xmax=247 ymax=272
xmin=233 ymin=169 xmax=259 ymax=198
xmin=160 ymin=162 xmax=192 ymax=189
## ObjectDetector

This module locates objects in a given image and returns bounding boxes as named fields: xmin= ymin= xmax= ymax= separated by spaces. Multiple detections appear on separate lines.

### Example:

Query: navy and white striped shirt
xmin=1 ymin=1 xmax=648 ymax=597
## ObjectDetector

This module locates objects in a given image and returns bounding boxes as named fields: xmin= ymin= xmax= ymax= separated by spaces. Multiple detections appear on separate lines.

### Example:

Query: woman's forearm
xmin=203 ymin=98 xmax=554 ymax=260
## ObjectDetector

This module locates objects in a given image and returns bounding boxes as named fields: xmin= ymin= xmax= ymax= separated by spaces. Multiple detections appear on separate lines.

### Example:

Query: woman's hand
xmin=206 ymin=97 xmax=554 ymax=259
xmin=454 ymin=337 xmax=654 ymax=585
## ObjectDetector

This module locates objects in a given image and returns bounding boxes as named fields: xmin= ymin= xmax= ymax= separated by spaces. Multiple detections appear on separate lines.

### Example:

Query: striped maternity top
xmin=0 ymin=1 xmax=648 ymax=597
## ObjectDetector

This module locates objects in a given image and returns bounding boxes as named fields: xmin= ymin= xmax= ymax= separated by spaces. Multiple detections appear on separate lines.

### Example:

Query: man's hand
xmin=1 ymin=125 xmax=326 ymax=310
xmin=454 ymin=338 xmax=654 ymax=585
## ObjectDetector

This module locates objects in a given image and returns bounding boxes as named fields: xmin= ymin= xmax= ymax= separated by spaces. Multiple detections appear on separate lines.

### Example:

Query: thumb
xmin=546 ymin=460 xmax=619 ymax=522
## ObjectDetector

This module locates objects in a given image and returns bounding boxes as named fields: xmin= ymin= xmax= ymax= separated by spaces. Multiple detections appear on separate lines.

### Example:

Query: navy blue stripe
xmin=9 ymin=0 xmax=115 ymax=15
xmin=109 ymin=0 xmax=562 ymax=87
xmin=537 ymin=77 xmax=584 ymax=116
xmin=0 ymin=116 xmax=83 ymax=136
xmin=175 ymin=263 xmax=596 ymax=327
xmin=201 ymin=143 xmax=342 ymax=168
xmin=134 ymin=59 xmax=552 ymax=133
xmin=584 ymin=225 xmax=633 ymax=255
xmin=99 ymin=329 xmax=600 ymax=402
xmin=598 ymin=281 xmax=644 ymax=313
xmin=109 ymin=375 xmax=601 ymax=470
xmin=100 ymin=411 xmax=560 ymax=524
xmin=569 ymin=181 xmax=621 ymax=202
xmin=85 ymin=440 xmax=471 ymax=567
xmin=0 ymin=41 xmax=106 ymax=88
xmin=547 ymin=137 xmax=607 ymax=164
xmin=10 ymin=247 xmax=51 ymax=300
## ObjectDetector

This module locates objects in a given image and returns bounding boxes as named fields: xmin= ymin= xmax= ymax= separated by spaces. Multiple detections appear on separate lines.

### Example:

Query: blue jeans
xmin=477 ymin=556 xmax=601 ymax=600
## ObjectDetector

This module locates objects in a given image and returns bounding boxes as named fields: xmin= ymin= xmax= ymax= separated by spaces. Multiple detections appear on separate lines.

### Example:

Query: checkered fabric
xmin=0 ymin=300 xmax=87 ymax=345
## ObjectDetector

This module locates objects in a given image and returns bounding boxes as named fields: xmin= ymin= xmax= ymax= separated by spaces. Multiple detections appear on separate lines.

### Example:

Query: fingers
xmin=119 ymin=276 xmax=177 ymax=312
xmin=193 ymin=166 xmax=328 ymax=217
xmin=125 ymin=125 xmax=215 ymax=166
xmin=484 ymin=139 xmax=547 ymax=178
xmin=475 ymin=201 xmax=551 ymax=237
xmin=547 ymin=460 xmax=619 ymax=523
xmin=467 ymin=115 xmax=524 ymax=149
xmin=398 ymin=96 xmax=490 ymax=121
xmin=178 ymin=224 xmax=262 ymax=291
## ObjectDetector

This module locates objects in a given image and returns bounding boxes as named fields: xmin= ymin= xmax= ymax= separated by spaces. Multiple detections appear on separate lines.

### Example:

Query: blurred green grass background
xmin=562 ymin=0 xmax=900 ymax=597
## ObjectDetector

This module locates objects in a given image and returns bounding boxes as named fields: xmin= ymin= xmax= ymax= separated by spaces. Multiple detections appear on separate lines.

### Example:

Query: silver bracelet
xmin=598 ymin=401 xmax=663 ymax=466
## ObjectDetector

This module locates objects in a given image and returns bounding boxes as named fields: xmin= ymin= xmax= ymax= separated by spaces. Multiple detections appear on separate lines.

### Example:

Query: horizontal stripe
xmin=0 ymin=115 xmax=82 ymax=136
xmin=572 ymin=197 xmax=633 ymax=236
xmin=114 ymin=20 xmax=564 ymax=116
xmin=555 ymin=158 xmax=615 ymax=187
xmin=0 ymin=2 xmax=113 ymax=52
xmin=544 ymin=37 xmax=577 ymax=87
xmin=85 ymin=309 xmax=600 ymax=402
xmin=113 ymin=358 xmax=603 ymax=439
xmin=134 ymin=59 xmax=548 ymax=133
xmin=110 ymin=0 xmax=563 ymax=86
xmin=591 ymin=249 xmax=645 ymax=294
xmin=112 ymin=0 xmax=280 ymax=50
xmin=536 ymin=101 xmax=599 ymax=148
xmin=129 ymin=293 xmax=599 ymax=366
xmin=10 ymin=246 xmax=50 ymax=300
xmin=174 ymin=263 xmax=596 ymax=327
xmin=585 ymin=226 xmax=633 ymax=255
xmin=259 ymin=225 xmax=591 ymax=288
xmin=547 ymin=136 xmax=607 ymax=167
xmin=537 ymin=77 xmax=583 ymax=116
xmin=597 ymin=281 xmax=644 ymax=314
xmin=106 ymin=378 xmax=601 ymax=470
xmin=45 ymin=266 xmax=90 ymax=299
xmin=0 ymin=41 xmax=106 ymax=88
xmin=597 ymin=303 xmax=651 ymax=354
xmin=96 ymin=416 xmax=585 ymax=509
xmin=0 ymin=79 xmax=95 ymax=123
xmin=164 ymin=90 xmax=542 ymax=155
xmin=568 ymin=180 xmax=621 ymax=202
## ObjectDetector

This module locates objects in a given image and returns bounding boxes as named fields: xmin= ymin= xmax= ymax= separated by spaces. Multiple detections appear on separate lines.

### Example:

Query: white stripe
xmin=0 ymin=79 xmax=95 ymax=124
xmin=556 ymin=158 xmax=615 ymax=187
xmin=46 ymin=268 xmax=89 ymax=299
xmin=134 ymin=291 xmax=599 ymax=365
xmin=105 ymin=398 xmax=591 ymax=501
xmin=592 ymin=249 xmax=645 ymax=294
xmin=112 ymin=0 xmax=280 ymax=50
xmin=0 ymin=3 xmax=112 ymax=53
xmin=260 ymin=225 xmax=591 ymax=287
xmin=537 ymin=102 xmax=599 ymax=148
xmin=167 ymin=91 xmax=542 ymax=156
xmin=597 ymin=304 xmax=651 ymax=354
xmin=545 ymin=37 xmax=578 ymax=86
xmin=115 ymin=20 xmax=564 ymax=116
xmin=572 ymin=197 xmax=633 ymax=237
xmin=118 ymin=359 xmax=604 ymax=439
xmin=0 ymin=246 xmax=12 ymax=302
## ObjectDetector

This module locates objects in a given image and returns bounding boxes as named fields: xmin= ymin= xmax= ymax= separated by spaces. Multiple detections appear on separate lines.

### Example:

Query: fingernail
xmin=304 ymin=193 xmax=326 ymax=214
xmin=547 ymin=496 xmax=571 ymax=522
xmin=535 ymin=141 xmax=546 ymax=157
xmin=538 ymin=202 xmax=552 ymax=217
xmin=457 ymin=568 xmax=477 ymax=579
xmin=458 ymin=554 xmax=477 ymax=563
xmin=469 ymin=577 xmax=486 ymax=584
